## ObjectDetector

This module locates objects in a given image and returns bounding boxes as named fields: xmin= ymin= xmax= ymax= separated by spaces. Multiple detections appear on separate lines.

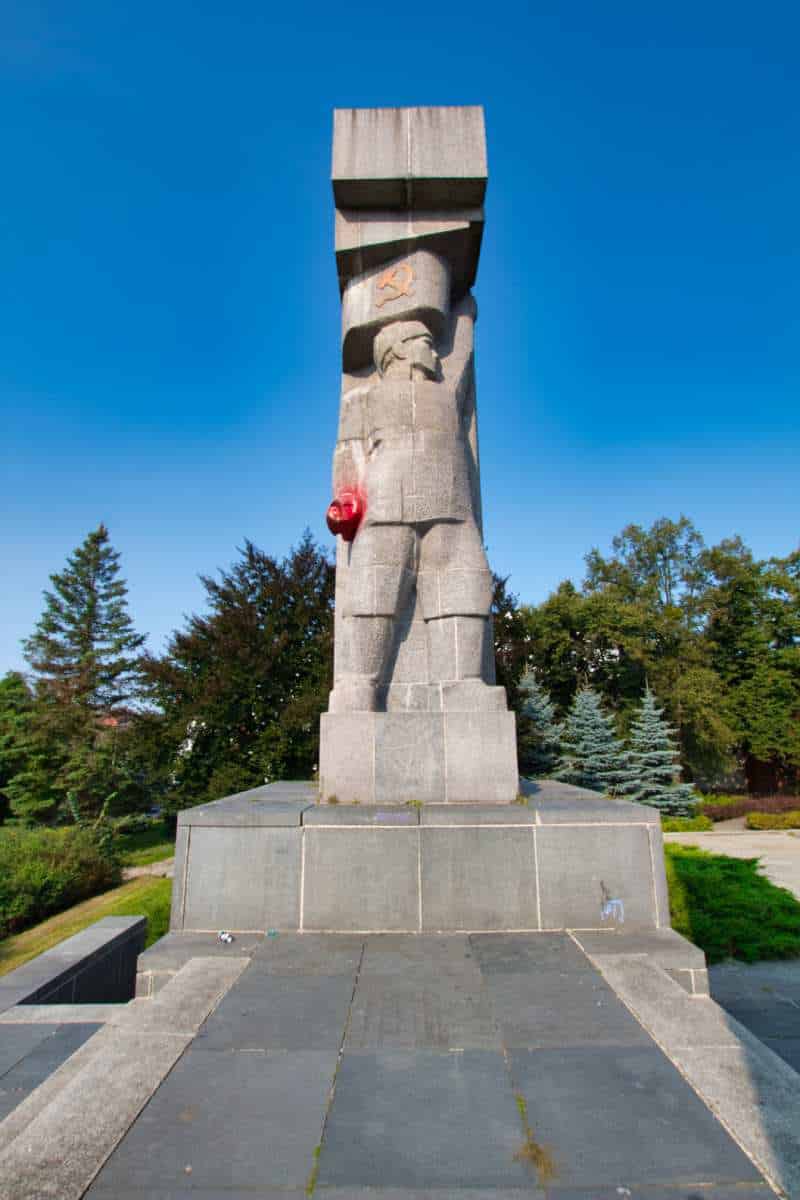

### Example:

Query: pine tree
xmin=555 ymin=688 xmax=630 ymax=795
xmin=624 ymin=685 xmax=698 ymax=814
xmin=517 ymin=670 xmax=562 ymax=777
xmin=23 ymin=525 xmax=145 ymax=714
xmin=15 ymin=525 xmax=146 ymax=819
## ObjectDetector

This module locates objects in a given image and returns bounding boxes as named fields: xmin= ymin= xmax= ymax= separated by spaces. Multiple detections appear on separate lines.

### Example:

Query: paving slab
xmin=195 ymin=970 xmax=356 ymax=1050
xmin=0 ymin=1004 xmax=122 ymax=1024
xmin=86 ymin=1048 xmax=338 ymax=1195
xmin=8 ymin=934 xmax=785 ymax=1199
xmin=250 ymin=932 xmax=363 ymax=975
xmin=0 ymin=1025 xmax=61 ymax=1077
xmin=485 ymin=965 xmax=651 ymax=1049
xmin=359 ymin=932 xmax=476 ymax=975
xmin=0 ymin=1023 xmax=99 ymax=1122
xmin=470 ymin=932 xmax=594 ymax=975
xmin=345 ymin=971 xmax=499 ymax=1049
xmin=317 ymin=1049 xmax=531 ymax=1190
xmin=138 ymin=931 xmax=266 ymax=972
xmin=595 ymin=954 xmax=800 ymax=1197
xmin=710 ymin=959 xmax=800 ymax=1074
xmin=509 ymin=1044 xmax=764 ymax=1190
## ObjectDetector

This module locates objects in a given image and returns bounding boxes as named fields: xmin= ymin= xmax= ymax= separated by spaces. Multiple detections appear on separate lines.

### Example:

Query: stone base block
xmin=171 ymin=781 xmax=673 ymax=937
xmin=319 ymin=710 xmax=518 ymax=804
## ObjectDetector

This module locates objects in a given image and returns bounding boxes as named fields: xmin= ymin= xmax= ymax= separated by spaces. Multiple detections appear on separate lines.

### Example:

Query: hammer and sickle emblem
xmin=375 ymin=262 xmax=415 ymax=308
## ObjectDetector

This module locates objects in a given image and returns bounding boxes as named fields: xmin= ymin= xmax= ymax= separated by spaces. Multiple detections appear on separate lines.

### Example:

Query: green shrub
xmin=698 ymin=793 xmax=800 ymax=822
xmin=665 ymin=843 xmax=800 ymax=963
xmin=0 ymin=827 xmax=121 ymax=939
xmin=661 ymin=814 xmax=714 ymax=832
xmin=745 ymin=810 xmax=800 ymax=830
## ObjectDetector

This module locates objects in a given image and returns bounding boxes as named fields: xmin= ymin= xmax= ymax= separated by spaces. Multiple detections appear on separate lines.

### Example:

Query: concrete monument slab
xmin=321 ymin=105 xmax=518 ymax=805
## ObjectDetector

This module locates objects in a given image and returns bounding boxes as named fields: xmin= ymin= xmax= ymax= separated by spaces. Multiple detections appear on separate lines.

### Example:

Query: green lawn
xmin=0 ymin=876 xmax=172 ymax=977
xmin=117 ymin=826 xmax=176 ymax=866
xmin=665 ymin=843 xmax=800 ymax=963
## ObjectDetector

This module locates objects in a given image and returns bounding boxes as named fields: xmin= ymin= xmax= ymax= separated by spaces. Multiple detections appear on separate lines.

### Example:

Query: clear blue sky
xmin=2 ymin=1 xmax=798 ymax=673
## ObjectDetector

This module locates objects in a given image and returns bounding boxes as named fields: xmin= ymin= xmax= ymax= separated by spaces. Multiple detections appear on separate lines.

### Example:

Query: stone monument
xmin=319 ymin=106 xmax=518 ymax=805
xmin=169 ymin=106 xmax=676 ymax=942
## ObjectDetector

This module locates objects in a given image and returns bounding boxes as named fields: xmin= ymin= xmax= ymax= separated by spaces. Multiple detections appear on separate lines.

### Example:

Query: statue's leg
xmin=419 ymin=520 xmax=495 ymax=696
xmin=329 ymin=522 xmax=415 ymax=712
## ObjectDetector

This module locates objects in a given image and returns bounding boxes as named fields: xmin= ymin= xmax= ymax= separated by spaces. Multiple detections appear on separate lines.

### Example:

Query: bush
xmin=665 ymin=843 xmax=800 ymax=963
xmin=661 ymin=814 xmax=714 ymax=832
xmin=0 ymin=827 xmax=121 ymax=939
xmin=745 ymin=810 xmax=800 ymax=830
xmin=112 ymin=813 xmax=156 ymax=836
xmin=698 ymin=793 xmax=800 ymax=822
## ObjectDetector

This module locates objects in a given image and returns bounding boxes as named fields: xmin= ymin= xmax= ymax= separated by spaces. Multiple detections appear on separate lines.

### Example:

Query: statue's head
xmin=374 ymin=320 xmax=440 ymax=381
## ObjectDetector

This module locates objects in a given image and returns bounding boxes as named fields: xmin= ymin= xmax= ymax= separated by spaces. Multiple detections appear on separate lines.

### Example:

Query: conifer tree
xmin=555 ymin=688 xmax=630 ymax=795
xmin=517 ymin=670 xmax=562 ymax=777
xmin=23 ymin=525 xmax=145 ymax=713
xmin=14 ymin=526 xmax=146 ymax=819
xmin=624 ymin=685 xmax=698 ymax=814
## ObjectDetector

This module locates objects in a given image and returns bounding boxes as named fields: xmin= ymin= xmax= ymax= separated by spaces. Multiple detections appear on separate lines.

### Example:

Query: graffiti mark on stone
xmin=601 ymin=898 xmax=625 ymax=923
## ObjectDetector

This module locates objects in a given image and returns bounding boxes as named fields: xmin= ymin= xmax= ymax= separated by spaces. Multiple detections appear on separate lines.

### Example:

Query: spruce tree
xmin=517 ymin=670 xmax=562 ymax=777
xmin=16 ymin=525 xmax=145 ymax=819
xmin=624 ymin=685 xmax=698 ymax=814
xmin=23 ymin=525 xmax=145 ymax=713
xmin=555 ymin=688 xmax=630 ymax=795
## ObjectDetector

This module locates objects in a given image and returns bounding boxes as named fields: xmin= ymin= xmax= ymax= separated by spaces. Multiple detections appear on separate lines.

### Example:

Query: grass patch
xmin=661 ymin=814 xmax=713 ymax=832
xmin=512 ymin=1092 xmax=557 ymax=1184
xmin=116 ymin=826 xmax=175 ymax=866
xmin=745 ymin=810 xmax=800 ymax=830
xmin=665 ymin=843 xmax=800 ymax=963
xmin=0 ymin=876 xmax=172 ymax=977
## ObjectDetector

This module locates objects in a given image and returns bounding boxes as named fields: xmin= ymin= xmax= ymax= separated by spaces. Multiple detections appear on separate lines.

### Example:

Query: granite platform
xmin=170 ymin=780 xmax=672 ymax=937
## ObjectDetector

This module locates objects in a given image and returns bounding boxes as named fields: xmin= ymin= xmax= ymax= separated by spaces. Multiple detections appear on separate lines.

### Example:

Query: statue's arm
xmin=332 ymin=385 xmax=367 ymax=494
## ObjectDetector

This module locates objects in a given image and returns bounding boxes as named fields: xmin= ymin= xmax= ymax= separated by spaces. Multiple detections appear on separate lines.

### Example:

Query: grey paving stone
xmin=542 ymin=1189 xmax=772 ymax=1199
xmin=345 ymin=972 xmax=499 ymax=1050
xmin=360 ymin=933 xmax=476 ymax=977
xmin=420 ymin=827 xmax=538 ymax=930
xmin=760 ymin=1036 xmax=800 ymax=1073
xmin=303 ymin=805 xmax=419 ymax=826
xmin=317 ymin=1191 xmax=542 ymax=1199
xmin=486 ymin=968 xmax=651 ymax=1049
xmin=509 ymin=1045 xmax=764 ymax=1188
xmin=0 ymin=1028 xmax=192 ymax=1200
xmin=0 ymin=1023 xmax=99 ymax=1120
xmin=89 ymin=1190 xmax=308 ymax=1199
xmin=470 ymin=933 xmax=593 ymax=975
xmin=90 ymin=1048 xmax=337 ymax=1193
xmin=0 ymin=1024 xmax=60 ymax=1077
xmin=574 ymin=927 xmax=706 ymax=969
xmin=715 ymin=999 xmax=800 ymax=1039
xmin=178 ymin=785 xmax=314 ymax=826
xmin=250 ymin=933 xmax=364 ymax=975
xmin=137 ymin=931 xmax=265 ymax=972
xmin=196 ymin=971 xmax=355 ymax=1050
xmin=0 ymin=984 xmax=29 ymax=1015
xmin=317 ymin=1049 xmax=531 ymax=1189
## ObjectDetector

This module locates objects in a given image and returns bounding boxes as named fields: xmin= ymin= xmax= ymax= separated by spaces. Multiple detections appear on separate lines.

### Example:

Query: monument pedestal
xmin=171 ymin=780 xmax=671 ymax=935
xmin=319 ymin=709 xmax=518 ymax=805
